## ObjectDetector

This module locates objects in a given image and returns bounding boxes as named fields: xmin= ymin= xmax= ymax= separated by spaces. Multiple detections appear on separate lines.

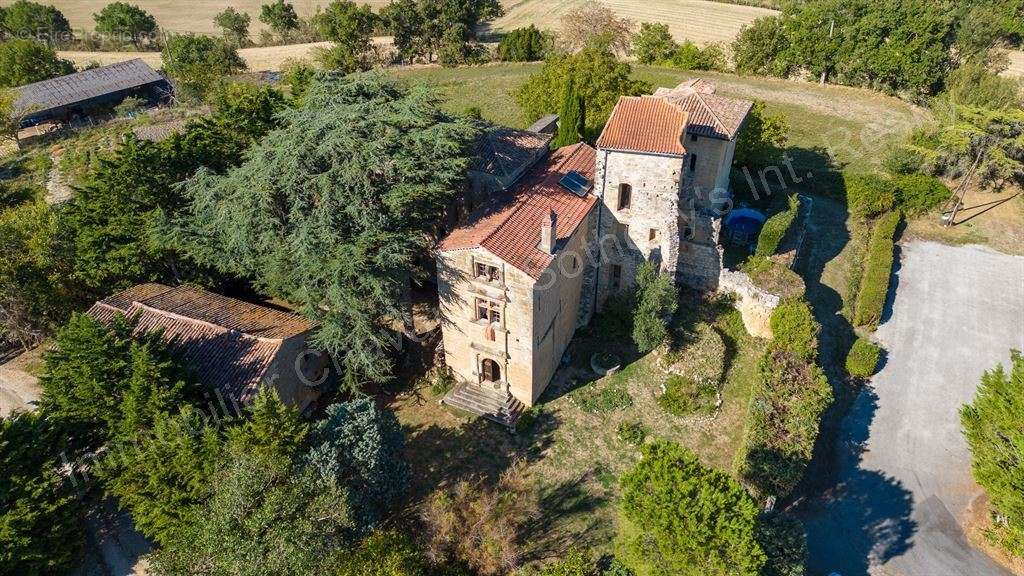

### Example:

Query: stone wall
xmin=437 ymin=247 xmax=537 ymax=404
xmin=718 ymin=268 xmax=780 ymax=339
xmin=436 ymin=214 xmax=594 ymax=406
xmin=594 ymin=148 xmax=684 ymax=307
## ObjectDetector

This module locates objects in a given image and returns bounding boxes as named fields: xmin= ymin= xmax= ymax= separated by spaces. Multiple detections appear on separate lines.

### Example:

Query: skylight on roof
xmin=558 ymin=170 xmax=592 ymax=197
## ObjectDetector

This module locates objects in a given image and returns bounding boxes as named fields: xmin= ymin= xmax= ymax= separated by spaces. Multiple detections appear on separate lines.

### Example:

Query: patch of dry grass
xmin=58 ymin=41 xmax=334 ymax=71
xmin=1004 ymin=49 xmax=1024 ymax=79
xmin=904 ymin=187 xmax=1024 ymax=256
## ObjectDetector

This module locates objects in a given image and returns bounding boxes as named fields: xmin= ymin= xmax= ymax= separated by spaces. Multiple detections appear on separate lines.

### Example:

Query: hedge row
xmin=853 ymin=211 xmax=902 ymax=329
xmin=736 ymin=299 xmax=833 ymax=500
xmin=846 ymin=172 xmax=949 ymax=219
xmin=755 ymin=195 xmax=800 ymax=257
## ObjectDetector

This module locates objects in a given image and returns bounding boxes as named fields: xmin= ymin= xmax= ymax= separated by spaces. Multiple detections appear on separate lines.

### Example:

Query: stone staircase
xmin=442 ymin=382 xmax=525 ymax=429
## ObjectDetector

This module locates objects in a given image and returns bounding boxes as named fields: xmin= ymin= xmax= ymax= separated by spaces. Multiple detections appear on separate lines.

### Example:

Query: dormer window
xmin=617 ymin=183 xmax=632 ymax=210
xmin=475 ymin=261 xmax=501 ymax=283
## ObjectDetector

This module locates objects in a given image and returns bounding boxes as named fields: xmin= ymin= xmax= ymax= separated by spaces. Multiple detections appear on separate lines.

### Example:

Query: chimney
xmin=540 ymin=210 xmax=556 ymax=254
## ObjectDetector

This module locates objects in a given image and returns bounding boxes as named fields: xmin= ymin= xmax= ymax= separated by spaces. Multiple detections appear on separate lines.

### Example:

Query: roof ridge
xmin=692 ymin=92 xmax=728 ymax=133
xmin=130 ymin=301 xmax=286 ymax=344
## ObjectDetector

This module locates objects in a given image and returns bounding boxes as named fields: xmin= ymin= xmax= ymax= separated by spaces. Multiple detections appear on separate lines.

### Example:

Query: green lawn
xmin=393 ymin=63 xmax=930 ymax=179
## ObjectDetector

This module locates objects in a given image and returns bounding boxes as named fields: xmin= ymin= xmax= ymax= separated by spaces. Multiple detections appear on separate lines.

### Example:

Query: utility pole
xmin=820 ymin=18 xmax=835 ymax=85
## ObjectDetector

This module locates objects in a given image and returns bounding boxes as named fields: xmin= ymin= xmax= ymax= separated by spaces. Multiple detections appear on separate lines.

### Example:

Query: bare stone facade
xmin=436 ymin=81 xmax=752 ymax=414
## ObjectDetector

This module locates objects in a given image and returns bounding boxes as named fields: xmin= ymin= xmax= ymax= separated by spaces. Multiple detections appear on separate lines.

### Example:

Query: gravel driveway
xmin=798 ymin=241 xmax=1024 ymax=576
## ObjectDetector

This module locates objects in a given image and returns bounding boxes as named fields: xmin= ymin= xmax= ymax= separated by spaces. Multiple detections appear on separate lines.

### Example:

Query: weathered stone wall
xmin=437 ymin=248 xmax=536 ymax=403
xmin=685 ymin=134 xmax=735 ymax=194
xmin=718 ymin=268 xmax=780 ymax=339
xmin=263 ymin=333 xmax=325 ymax=415
xmin=594 ymin=148 xmax=684 ymax=307
xmin=532 ymin=215 xmax=593 ymax=403
xmin=436 ymin=214 xmax=594 ymax=406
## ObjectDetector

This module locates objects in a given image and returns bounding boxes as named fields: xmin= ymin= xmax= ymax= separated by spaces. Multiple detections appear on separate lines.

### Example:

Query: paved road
xmin=799 ymin=241 xmax=1024 ymax=576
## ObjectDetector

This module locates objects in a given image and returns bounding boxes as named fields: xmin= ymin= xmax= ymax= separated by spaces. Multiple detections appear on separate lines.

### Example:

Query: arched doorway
xmin=481 ymin=358 xmax=501 ymax=383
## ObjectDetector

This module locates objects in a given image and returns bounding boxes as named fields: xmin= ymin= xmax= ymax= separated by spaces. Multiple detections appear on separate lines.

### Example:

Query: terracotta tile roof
xmin=596 ymin=96 xmax=689 ymax=156
xmin=439 ymin=143 xmax=598 ymax=280
xmin=654 ymin=80 xmax=753 ymax=140
xmin=87 ymin=284 xmax=314 ymax=405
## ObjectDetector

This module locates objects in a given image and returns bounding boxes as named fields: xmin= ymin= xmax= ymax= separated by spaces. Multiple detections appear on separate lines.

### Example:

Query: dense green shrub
xmin=668 ymin=40 xmax=726 ymax=71
xmin=658 ymin=375 xmax=717 ymax=416
xmin=306 ymin=398 xmax=409 ymax=533
xmin=961 ymin=351 xmax=1024 ymax=557
xmin=883 ymin=146 xmax=925 ymax=176
xmin=1 ymin=412 xmax=84 ymax=576
xmin=732 ymin=15 xmax=791 ymax=77
xmin=893 ymin=173 xmax=950 ymax=215
xmin=853 ymin=211 xmax=902 ymax=328
xmin=769 ymin=299 xmax=818 ymax=362
xmin=845 ymin=337 xmax=882 ymax=378
xmin=737 ymin=297 xmax=831 ymax=500
xmin=162 ymin=34 xmax=246 ymax=99
xmin=620 ymin=441 xmax=767 ymax=575
xmin=97 ymin=407 xmax=224 ymax=545
xmin=514 ymin=47 xmax=650 ymax=131
xmin=737 ymin=348 xmax=832 ymax=499
xmin=632 ymin=261 xmax=678 ymax=352
xmin=38 ymin=313 xmax=195 ymax=445
xmin=756 ymin=513 xmax=808 ymax=576
xmin=496 ymin=25 xmax=548 ymax=61
xmin=754 ymin=195 xmax=799 ymax=257
xmin=617 ymin=421 xmax=648 ymax=446
xmin=2 ymin=1 xmax=71 ymax=44
xmin=336 ymin=530 xmax=429 ymax=576
xmin=632 ymin=22 xmax=676 ymax=65
xmin=845 ymin=173 xmax=896 ymax=218
xmin=0 ymin=38 xmax=74 ymax=87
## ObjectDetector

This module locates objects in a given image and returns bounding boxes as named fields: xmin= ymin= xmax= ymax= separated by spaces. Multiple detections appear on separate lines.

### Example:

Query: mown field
xmin=491 ymin=0 xmax=775 ymax=44
xmin=28 ymin=0 xmax=772 ymax=42
xmin=5 ymin=0 xmax=390 ymax=34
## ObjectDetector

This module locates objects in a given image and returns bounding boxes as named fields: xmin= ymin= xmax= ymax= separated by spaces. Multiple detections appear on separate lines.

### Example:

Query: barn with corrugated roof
xmin=14 ymin=58 xmax=172 ymax=127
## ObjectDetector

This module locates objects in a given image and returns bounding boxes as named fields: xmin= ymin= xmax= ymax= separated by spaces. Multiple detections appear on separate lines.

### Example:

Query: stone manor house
xmin=436 ymin=79 xmax=753 ymax=425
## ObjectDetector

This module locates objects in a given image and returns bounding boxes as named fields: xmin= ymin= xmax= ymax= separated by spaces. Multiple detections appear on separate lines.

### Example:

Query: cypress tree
xmin=961 ymin=351 xmax=1024 ymax=555
xmin=552 ymin=76 xmax=585 ymax=148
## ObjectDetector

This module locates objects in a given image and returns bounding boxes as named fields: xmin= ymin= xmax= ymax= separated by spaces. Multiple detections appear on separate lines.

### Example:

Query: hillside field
xmin=394 ymin=63 xmax=928 ymax=178
xmin=25 ymin=0 xmax=772 ymax=43
xmin=59 ymin=41 xmax=335 ymax=70
xmin=490 ymin=0 xmax=775 ymax=45
xmin=4 ymin=0 xmax=391 ymax=34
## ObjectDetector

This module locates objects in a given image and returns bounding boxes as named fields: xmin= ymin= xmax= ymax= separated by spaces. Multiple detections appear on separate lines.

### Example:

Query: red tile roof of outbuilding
xmin=87 ymin=283 xmax=314 ymax=406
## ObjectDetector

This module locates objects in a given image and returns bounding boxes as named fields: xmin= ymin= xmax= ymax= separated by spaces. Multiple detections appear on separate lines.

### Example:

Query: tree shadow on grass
xmin=524 ymin=470 xmax=615 ymax=563
xmin=398 ymin=404 xmax=560 ymax=501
